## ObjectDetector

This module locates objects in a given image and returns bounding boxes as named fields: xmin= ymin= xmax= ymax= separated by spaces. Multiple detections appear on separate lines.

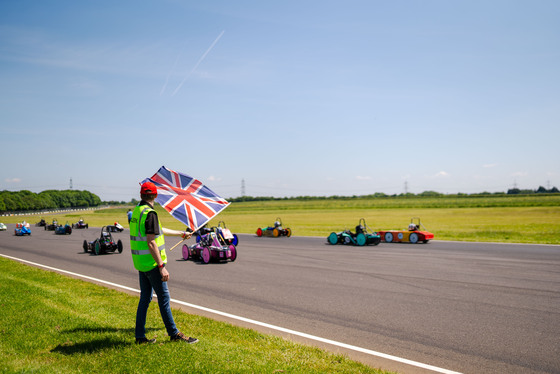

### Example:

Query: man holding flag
xmin=130 ymin=181 xmax=198 ymax=344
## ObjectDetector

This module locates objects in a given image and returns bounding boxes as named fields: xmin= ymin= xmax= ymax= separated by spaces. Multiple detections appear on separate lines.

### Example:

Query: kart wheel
xmin=384 ymin=232 xmax=393 ymax=243
xmin=83 ymin=240 xmax=88 ymax=253
xmin=273 ymin=228 xmax=279 ymax=237
xmin=372 ymin=236 xmax=381 ymax=246
xmin=201 ymin=247 xmax=211 ymax=264
xmin=423 ymin=240 xmax=429 ymax=244
xmin=327 ymin=232 xmax=338 ymax=245
xmin=409 ymin=233 xmax=419 ymax=244
xmin=182 ymin=244 xmax=190 ymax=261
xmin=344 ymin=235 xmax=352 ymax=245
xmin=356 ymin=233 xmax=367 ymax=246
xmin=93 ymin=240 xmax=100 ymax=255
xmin=67 ymin=227 xmax=72 ymax=235
xmin=117 ymin=239 xmax=123 ymax=253
xmin=229 ymin=245 xmax=237 ymax=262
xmin=232 ymin=234 xmax=239 ymax=246
xmin=256 ymin=228 xmax=263 ymax=237
xmin=286 ymin=228 xmax=292 ymax=237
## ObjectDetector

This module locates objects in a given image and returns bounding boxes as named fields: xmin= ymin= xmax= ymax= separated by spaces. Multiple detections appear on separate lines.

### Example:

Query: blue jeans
xmin=135 ymin=267 xmax=180 ymax=338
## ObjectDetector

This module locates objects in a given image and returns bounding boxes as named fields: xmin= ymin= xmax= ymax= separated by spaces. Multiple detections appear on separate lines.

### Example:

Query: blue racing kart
xmin=14 ymin=222 xmax=31 ymax=236
xmin=55 ymin=222 xmax=72 ymax=235
xmin=327 ymin=218 xmax=381 ymax=246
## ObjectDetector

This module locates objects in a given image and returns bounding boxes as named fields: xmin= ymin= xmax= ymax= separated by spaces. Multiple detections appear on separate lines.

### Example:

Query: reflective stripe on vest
xmin=129 ymin=204 xmax=166 ymax=271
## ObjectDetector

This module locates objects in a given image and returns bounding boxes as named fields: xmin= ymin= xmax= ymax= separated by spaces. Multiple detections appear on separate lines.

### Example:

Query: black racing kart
xmin=83 ymin=226 xmax=123 ymax=255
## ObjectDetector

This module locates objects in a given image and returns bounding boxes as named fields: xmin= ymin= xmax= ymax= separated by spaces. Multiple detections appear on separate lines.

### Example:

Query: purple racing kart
xmin=182 ymin=224 xmax=237 ymax=264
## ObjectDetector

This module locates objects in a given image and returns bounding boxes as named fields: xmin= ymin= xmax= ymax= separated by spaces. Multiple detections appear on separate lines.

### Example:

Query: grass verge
xmin=0 ymin=257 xmax=388 ymax=374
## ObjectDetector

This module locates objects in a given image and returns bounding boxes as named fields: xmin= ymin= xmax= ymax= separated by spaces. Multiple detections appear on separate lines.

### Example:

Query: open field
xmin=0 ymin=257 xmax=386 ymax=374
xmin=2 ymin=194 xmax=559 ymax=244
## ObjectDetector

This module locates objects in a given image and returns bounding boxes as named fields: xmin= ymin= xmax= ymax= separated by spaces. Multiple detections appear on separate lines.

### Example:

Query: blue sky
xmin=1 ymin=1 xmax=559 ymax=201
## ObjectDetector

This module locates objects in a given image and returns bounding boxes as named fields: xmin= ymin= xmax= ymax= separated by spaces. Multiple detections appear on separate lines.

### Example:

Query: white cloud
xmin=434 ymin=171 xmax=449 ymax=177
xmin=356 ymin=175 xmax=372 ymax=181
xmin=206 ymin=176 xmax=221 ymax=182
xmin=511 ymin=171 xmax=527 ymax=177
xmin=5 ymin=178 xmax=21 ymax=183
xmin=483 ymin=163 xmax=497 ymax=168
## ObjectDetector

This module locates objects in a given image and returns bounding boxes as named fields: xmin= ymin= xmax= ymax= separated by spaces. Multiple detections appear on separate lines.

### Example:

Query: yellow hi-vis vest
xmin=129 ymin=204 xmax=166 ymax=272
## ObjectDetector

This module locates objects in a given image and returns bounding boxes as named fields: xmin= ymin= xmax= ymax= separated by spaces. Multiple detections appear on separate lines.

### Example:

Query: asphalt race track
xmin=1 ymin=224 xmax=559 ymax=374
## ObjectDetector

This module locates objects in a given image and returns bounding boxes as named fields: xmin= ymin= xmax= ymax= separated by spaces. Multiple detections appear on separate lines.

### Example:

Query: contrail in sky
xmin=160 ymin=52 xmax=181 ymax=96
xmin=171 ymin=30 xmax=225 ymax=97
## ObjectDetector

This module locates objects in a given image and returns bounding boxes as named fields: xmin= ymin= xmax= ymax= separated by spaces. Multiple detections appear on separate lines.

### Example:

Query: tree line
xmin=0 ymin=190 xmax=102 ymax=213
xmin=228 ymin=186 xmax=559 ymax=202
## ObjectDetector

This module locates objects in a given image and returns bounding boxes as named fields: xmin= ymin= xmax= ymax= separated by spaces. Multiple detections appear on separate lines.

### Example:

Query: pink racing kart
xmin=182 ymin=224 xmax=237 ymax=264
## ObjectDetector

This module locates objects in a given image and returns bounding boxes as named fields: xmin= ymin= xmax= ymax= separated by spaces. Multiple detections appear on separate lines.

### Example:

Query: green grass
xmin=2 ymin=194 xmax=559 ymax=244
xmin=0 ymin=257 xmax=388 ymax=374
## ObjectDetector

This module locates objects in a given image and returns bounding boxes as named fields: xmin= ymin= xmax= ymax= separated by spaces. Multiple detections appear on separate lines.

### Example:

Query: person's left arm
xmin=162 ymin=227 xmax=192 ymax=240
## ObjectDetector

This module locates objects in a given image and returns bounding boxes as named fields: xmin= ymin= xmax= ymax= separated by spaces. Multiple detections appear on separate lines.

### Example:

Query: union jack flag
xmin=141 ymin=166 xmax=230 ymax=230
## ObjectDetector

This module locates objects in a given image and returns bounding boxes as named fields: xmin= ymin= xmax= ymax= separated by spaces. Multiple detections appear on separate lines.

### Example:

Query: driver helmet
xmin=274 ymin=221 xmax=281 ymax=227
xmin=408 ymin=223 xmax=417 ymax=231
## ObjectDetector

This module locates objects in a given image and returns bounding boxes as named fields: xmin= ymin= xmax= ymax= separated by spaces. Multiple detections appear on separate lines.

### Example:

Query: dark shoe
xmin=135 ymin=337 xmax=156 ymax=344
xmin=170 ymin=332 xmax=198 ymax=344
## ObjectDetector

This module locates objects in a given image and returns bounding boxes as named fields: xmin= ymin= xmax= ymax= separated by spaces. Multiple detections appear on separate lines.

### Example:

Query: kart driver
xmin=130 ymin=181 xmax=198 ymax=344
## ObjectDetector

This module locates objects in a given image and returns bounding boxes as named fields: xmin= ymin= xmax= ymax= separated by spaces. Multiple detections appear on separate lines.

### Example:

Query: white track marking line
xmin=1 ymin=253 xmax=462 ymax=374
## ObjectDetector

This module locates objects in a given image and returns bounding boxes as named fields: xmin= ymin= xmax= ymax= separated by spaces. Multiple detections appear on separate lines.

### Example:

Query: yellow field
xmin=3 ymin=200 xmax=559 ymax=244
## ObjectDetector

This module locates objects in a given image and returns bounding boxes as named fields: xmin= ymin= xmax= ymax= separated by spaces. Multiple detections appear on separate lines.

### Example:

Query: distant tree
xmin=418 ymin=191 xmax=442 ymax=197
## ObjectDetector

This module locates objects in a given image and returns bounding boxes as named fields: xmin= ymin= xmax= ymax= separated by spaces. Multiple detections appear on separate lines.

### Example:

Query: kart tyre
xmin=83 ymin=240 xmax=88 ymax=253
xmin=117 ymin=239 xmax=123 ymax=253
xmin=201 ymin=247 xmax=211 ymax=264
xmin=256 ymin=228 xmax=263 ymax=237
xmin=423 ymin=240 xmax=430 ymax=244
xmin=273 ymin=228 xmax=279 ymax=237
xmin=344 ymin=235 xmax=352 ymax=245
xmin=409 ymin=233 xmax=419 ymax=244
xmin=182 ymin=244 xmax=190 ymax=261
xmin=286 ymin=228 xmax=292 ymax=237
xmin=384 ymin=232 xmax=393 ymax=243
xmin=232 ymin=234 xmax=239 ymax=246
xmin=229 ymin=245 xmax=237 ymax=262
xmin=93 ymin=240 xmax=101 ymax=256
xmin=327 ymin=232 xmax=339 ymax=245
xmin=372 ymin=236 xmax=381 ymax=246
xmin=356 ymin=233 xmax=367 ymax=246
xmin=67 ymin=227 xmax=72 ymax=235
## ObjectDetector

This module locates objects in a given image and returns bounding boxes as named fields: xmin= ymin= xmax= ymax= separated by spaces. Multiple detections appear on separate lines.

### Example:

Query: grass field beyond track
xmin=0 ymin=257 xmax=388 ymax=374
xmin=4 ymin=194 xmax=559 ymax=244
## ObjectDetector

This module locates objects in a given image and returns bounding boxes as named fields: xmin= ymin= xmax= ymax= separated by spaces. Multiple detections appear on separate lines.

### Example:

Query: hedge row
xmin=0 ymin=190 xmax=102 ymax=213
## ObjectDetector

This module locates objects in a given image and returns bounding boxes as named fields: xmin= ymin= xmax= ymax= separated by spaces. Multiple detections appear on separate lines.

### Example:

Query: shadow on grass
xmin=51 ymin=326 xmax=160 ymax=355
xmin=51 ymin=337 xmax=129 ymax=355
